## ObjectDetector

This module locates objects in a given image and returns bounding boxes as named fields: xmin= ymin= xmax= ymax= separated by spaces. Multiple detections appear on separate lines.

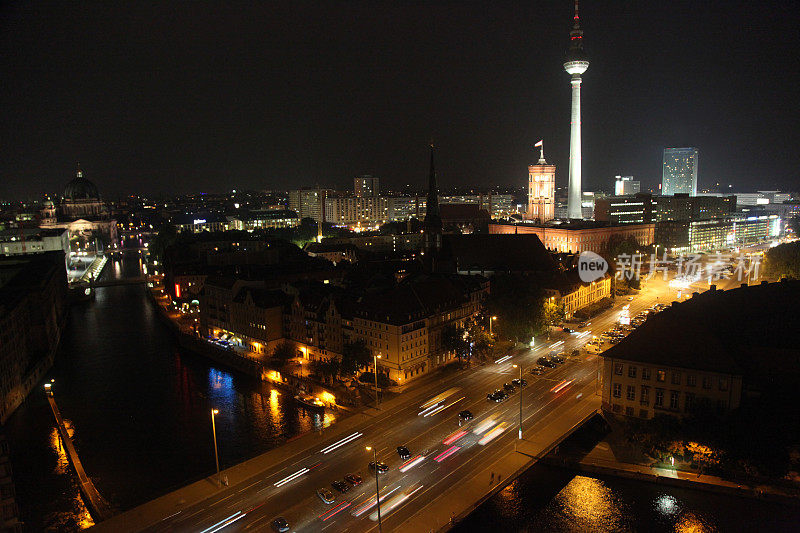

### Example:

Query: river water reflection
xmin=5 ymin=252 xmax=332 ymax=531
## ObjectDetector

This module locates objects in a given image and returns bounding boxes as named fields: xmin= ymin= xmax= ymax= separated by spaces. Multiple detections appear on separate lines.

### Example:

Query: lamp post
xmin=489 ymin=316 xmax=497 ymax=337
xmin=513 ymin=364 xmax=522 ymax=440
xmin=366 ymin=446 xmax=382 ymax=532
xmin=211 ymin=409 xmax=221 ymax=486
xmin=373 ymin=354 xmax=382 ymax=409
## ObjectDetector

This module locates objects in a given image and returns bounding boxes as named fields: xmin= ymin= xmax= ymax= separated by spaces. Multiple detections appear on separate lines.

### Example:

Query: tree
xmin=467 ymin=324 xmax=494 ymax=361
xmin=485 ymin=274 xmax=552 ymax=342
xmin=270 ymin=341 xmax=296 ymax=370
xmin=442 ymin=324 xmax=470 ymax=366
xmin=341 ymin=340 xmax=372 ymax=376
xmin=311 ymin=358 xmax=340 ymax=385
xmin=764 ymin=241 xmax=800 ymax=279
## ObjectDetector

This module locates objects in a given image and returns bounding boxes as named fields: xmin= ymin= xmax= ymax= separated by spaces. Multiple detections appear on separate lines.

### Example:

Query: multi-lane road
xmin=140 ymin=282 xmax=672 ymax=533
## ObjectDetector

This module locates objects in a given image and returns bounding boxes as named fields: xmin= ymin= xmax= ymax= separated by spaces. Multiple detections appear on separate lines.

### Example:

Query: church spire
xmin=423 ymin=142 xmax=442 ymax=266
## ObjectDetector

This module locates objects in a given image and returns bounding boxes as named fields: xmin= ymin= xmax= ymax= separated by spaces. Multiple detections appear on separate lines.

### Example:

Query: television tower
xmin=564 ymin=0 xmax=589 ymax=220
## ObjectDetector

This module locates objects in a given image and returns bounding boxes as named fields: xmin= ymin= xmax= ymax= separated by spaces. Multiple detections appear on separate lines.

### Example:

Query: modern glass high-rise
xmin=662 ymin=148 xmax=698 ymax=196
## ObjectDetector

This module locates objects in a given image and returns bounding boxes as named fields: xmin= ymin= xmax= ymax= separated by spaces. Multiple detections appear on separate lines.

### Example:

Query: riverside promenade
xmin=544 ymin=433 xmax=800 ymax=506
xmin=47 ymin=394 xmax=113 ymax=522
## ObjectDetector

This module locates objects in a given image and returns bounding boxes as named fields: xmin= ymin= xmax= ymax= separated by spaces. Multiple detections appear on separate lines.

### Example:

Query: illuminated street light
xmin=374 ymin=354 xmax=382 ymax=409
xmin=211 ymin=409 xmax=221 ymax=487
xmin=366 ymin=446 xmax=382 ymax=531
xmin=513 ymin=365 xmax=522 ymax=439
xmin=489 ymin=316 xmax=498 ymax=336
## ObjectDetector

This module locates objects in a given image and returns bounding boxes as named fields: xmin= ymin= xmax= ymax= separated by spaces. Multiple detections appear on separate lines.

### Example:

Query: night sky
xmin=1 ymin=1 xmax=798 ymax=199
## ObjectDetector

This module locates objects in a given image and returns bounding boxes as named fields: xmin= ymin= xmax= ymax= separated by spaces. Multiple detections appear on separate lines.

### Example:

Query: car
xmin=627 ymin=296 xmax=634 ymax=301
xmin=578 ymin=322 xmax=587 ymax=328
xmin=458 ymin=410 xmax=474 ymax=421
xmin=271 ymin=517 xmax=290 ymax=532
xmin=397 ymin=446 xmax=411 ymax=460
xmin=537 ymin=357 xmax=556 ymax=368
xmin=317 ymin=487 xmax=336 ymax=504
xmin=369 ymin=461 xmax=389 ymax=474
xmin=562 ymin=327 xmax=573 ymax=333
xmin=487 ymin=390 xmax=508 ymax=402
xmin=344 ymin=473 xmax=363 ymax=486
xmin=529 ymin=367 xmax=546 ymax=375
xmin=511 ymin=378 xmax=528 ymax=388
xmin=332 ymin=480 xmax=351 ymax=493
xmin=552 ymin=355 xmax=566 ymax=364
xmin=503 ymin=382 xmax=516 ymax=392
xmin=570 ymin=349 xmax=580 ymax=357
xmin=610 ymin=338 xmax=622 ymax=345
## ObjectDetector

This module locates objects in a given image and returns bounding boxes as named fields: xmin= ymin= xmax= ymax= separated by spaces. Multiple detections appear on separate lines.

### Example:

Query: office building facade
xmin=662 ymin=147 xmax=699 ymax=196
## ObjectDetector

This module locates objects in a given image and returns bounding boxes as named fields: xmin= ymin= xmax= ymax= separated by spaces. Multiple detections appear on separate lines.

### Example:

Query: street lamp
xmin=366 ymin=446 xmax=382 ymax=532
xmin=513 ymin=364 xmax=522 ymax=440
xmin=489 ymin=316 xmax=497 ymax=337
xmin=211 ymin=409 xmax=221 ymax=487
xmin=373 ymin=354 xmax=382 ymax=409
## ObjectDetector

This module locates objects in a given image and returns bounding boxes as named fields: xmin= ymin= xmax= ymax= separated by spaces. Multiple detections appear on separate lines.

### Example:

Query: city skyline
xmin=2 ymin=2 xmax=799 ymax=199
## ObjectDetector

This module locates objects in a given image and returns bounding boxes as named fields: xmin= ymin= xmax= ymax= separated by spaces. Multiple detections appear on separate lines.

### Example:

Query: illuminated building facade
xmin=489 ymin=221 xmax=655 ymax=254
xmin=614 ymin=176 xmax=640 ymax=196
xmin=662 ymin=147 xmax=699 ymax=196
xmin=354 ymin=175 xmax=380 ymax=197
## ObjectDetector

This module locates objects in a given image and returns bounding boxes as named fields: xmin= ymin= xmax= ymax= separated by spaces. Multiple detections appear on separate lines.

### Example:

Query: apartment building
xmin=601 ymin=281 xmax=800 ymax=419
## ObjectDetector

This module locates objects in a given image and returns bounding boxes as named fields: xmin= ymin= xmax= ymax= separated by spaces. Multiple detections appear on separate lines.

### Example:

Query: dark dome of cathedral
xmin=64 ymin=170 xmax=99 ymax=201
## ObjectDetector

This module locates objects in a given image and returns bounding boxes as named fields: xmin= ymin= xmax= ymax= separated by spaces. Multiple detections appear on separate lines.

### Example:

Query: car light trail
xmin=399 ymin=455 xmax=425 ymax=472
xmin=494 ymin=355 xmax=512 ymax=364
xmin=478 ymin=423 xmax=507 ymax=445
xmin=199 ymin=511 xmax=244 ymax=533
xmin=550 ymin=379 xmax=574 ymax=394
xmin=319 ymin=501 xmax=352 ymax=521
xmin=369 ymin=485 xmax=424 ymax=521
xmin=548 ymin=341 xmax=565 ymax=349
xmin=419 ymin=388 xmax=461 ymax=409
xmin=443 ymin=430 xmax=467 ymax=445
xmin=472 ymin=418 xmax=497 ymax=435
xmin=424 ymin=396 xmax=465 ymax=417
xmin=273 ymin=467 xmax=309 ymax=487
xmin=433 ymin=445 xmax=461 ymax=463
xmin=417 ymin=402 xmax=444 ymax=416
xmin=320 ymin=432 xmax=363 ymax=454
xmin=351 ymin=486 xmax=400 ymax=517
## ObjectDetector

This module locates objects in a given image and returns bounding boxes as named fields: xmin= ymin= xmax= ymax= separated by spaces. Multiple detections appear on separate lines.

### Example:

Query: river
xmin=4 ymin=252 xmax=799 ymax=532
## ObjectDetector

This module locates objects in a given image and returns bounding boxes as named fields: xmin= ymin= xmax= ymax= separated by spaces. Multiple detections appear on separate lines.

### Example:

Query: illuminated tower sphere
xmin=564 ymin=0 xmax=589 ymax=220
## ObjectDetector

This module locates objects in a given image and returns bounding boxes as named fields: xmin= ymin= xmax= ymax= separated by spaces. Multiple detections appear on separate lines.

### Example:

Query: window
xmin=628 ymin=366 xmax=637 ymax=378
xmin=613 ymin=383 xmax=622 ymax=398
xmin=639 ymin=409 xmax=649 ymax=418
xmin=626 ymin=385 xmax=636 ymax=401
xmin=670 ymin=391 xmax=680 ymax=410
xmin=657 ymin=370 xmax=666 ymax=382
xmin=614 ymin=363 xmax=623 ymax=376
xmin=612 ymin=403 xmax=622 ymax=413
xmin=671 ymin=371 xmax=681 ymax=385
xmin=640 ymin=385 xmax=650 ymax=405
xmin=687 ymin=374 xmax=696 ymax=387
xmin=702 ymin=376 xmax=712 ymax=389
xmin=625 ymin=406 xmax=635 ymax=416
xmin=719 ymin=378 xmax=728 ymax=391
xmin=685 ymin=392 xmax=695 ymax=412
xmin=642 ymin=367 xmax=651 ymax=380
xmin=654 ymin=389 xmax=664 ymax=407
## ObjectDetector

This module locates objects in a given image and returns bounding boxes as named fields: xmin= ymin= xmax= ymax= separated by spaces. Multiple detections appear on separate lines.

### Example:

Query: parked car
xmin=331 ymin=480 xmax=351 ymax=493
xmin=529 ymin=367 xmax=546 ymax=375
xmin=369 ymin=461 xmax=389 ymax=474
xmin=537 ymin=357 xmax=556 ymax=368
xmin=511 ymin=378 xmax=528 ymax=388
xmin=503 ymin=382 xmax=516 ymax=392
xmin=317 ymin=488 xmax=336 ymax=504
xmin=552 ymin=355 xmax=566 ymax=364
xmin=397 ymin=446 xmax=411 ymax=460
xmin=344 ymin=473 xmax=363 ymax=486
xmin=458 ymin=410 xmax=474 ymax=421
